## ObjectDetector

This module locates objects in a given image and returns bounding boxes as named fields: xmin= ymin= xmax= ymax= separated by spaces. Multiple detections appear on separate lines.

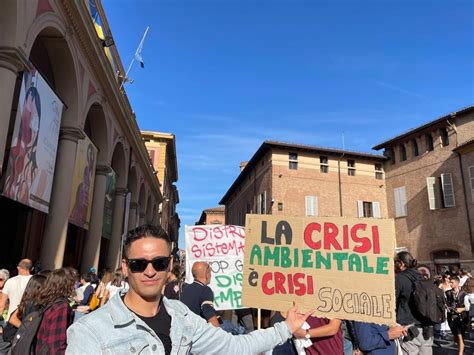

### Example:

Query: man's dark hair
xmin=81 ymin=273 xmax=92 ymax=283
xmin=123 ymin=224 xmax=171 ymax=258
xmin=451 ymin=276 xmax=460 ymax=283
xmin=395 ymin=251 xmax=417 ymax=269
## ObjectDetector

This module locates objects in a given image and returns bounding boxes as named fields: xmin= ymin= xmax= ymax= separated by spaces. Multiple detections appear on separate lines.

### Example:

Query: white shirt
xmin=459 ymin=275 xmax=469 ymax=287
xmin=106 ymin=281 xmax=127 ymax=300
xmin=2 ymin=274 xmax=32 ymax=321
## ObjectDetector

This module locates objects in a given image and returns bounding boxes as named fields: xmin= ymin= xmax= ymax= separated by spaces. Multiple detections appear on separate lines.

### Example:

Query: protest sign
xmin=185 ymin=225 xmax=245 ymax=310
xmin=242 ymin=215 xmax=396 ymax=325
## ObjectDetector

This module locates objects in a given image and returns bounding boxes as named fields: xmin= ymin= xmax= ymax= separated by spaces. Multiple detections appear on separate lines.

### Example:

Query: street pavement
xmin=433 ymin=330 xmax=474 ymax=354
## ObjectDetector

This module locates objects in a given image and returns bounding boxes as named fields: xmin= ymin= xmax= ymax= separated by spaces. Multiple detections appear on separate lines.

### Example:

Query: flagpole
xmin=120 ymin=26 xmax=150 ymax=90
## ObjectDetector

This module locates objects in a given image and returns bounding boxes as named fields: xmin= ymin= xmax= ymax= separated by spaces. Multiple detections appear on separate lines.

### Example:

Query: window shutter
xmin=263 ymin=191 xmax=267 ymax=214
xmin=372 ymin=202 xmax=381 ymax=218
xmin=441 ymin=173 xmax=455 ymax=207
xmin=394 ymin=186 xmax=407 ymax=217
xmin=257 ymin=194 xmax=262 ymax=214
xmin=305 ymin=196 xmax=314 ymax=216
xmin=426 ymin=177 xmax=436 ymax=210
xmin=314 ymin=196 xmax=319 ymax=216
xmin=357 ymin=200 xmax=364 ymax=218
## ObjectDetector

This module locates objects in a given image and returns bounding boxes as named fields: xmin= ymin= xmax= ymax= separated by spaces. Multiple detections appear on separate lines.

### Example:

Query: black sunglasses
xmin=125 ymin=256 xmax=171 ymax=273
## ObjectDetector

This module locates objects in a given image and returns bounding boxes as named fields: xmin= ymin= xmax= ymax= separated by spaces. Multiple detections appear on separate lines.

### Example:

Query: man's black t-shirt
xmin=180 ymin=281 xmax=216 ymax=321
xmin=124 ymin=296 xmax=172 ymax=355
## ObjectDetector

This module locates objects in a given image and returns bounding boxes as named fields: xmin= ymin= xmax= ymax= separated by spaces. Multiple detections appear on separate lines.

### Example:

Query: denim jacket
xmin=66 ymin=295 xmax=291 ymax=354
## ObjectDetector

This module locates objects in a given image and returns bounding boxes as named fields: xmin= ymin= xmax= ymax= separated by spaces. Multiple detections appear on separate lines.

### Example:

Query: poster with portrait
xmin=2 ymin=69 xmax=63 ymax=213
xmin=69 ymin=136 xmax=97 ymax=229
xmin=102 ymin=169 xmax=116 ymax=239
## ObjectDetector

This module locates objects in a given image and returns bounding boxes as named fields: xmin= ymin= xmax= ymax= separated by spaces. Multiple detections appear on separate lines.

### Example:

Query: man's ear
xmin=121 ymin=259 xmax=129 ymax=278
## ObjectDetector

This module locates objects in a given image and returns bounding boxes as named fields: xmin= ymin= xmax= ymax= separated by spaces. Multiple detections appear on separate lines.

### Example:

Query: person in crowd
xmin=0 ymin=259 xmax=33 ymax=324
xmin=446 ymin=276 xmax=469 ymax=355
xmin=463 ymin=277 xmax=474 ymax=330
xmin=293 ymin=316 xmax=343 ymax=354
xmin=354 ymin=322 xmax=408 ymax=355
xmin=95 ymin=270 xmax=112 ymax=305
xmin=35 ymin=268 xmax=75 ymax=354
xmin=181 ymin=261 xmax=220 ymax=326
xmin=343 ymin=320 xmax=360 ymax=355
xmin=0 ymin=269 xmax=10 ymax=328
xmin=100 ymin=270 xmax=127 ymax=306
xmin=394 ymin=251 xmax=433 ymax=354
xmin=163 ymin=264 xmax=181 ymax=300
xmin=74 ymin=273 xmax=96 ymax=320
xmin=437 ymin=273 xmax=451 ymax=337
xmin=7 ymin=274 xmax=47 ymax=330
xmin=66 ymin=224 xmax=313 ymax=354
xmin=458 ymin=269 xmax=469 ymax=287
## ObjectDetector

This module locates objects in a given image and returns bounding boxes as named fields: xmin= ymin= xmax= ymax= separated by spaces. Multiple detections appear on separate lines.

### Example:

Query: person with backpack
xmin=33 ymin=268 xmax=75 ymax=354
xmin=395 ymin=251 xmax=434 ymax=355
xmin=446 ymin=276 xmax=469 ymax=355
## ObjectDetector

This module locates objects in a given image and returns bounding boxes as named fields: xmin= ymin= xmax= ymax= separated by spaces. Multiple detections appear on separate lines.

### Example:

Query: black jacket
xmin=395 ymin=268 xmax=420 ymax=325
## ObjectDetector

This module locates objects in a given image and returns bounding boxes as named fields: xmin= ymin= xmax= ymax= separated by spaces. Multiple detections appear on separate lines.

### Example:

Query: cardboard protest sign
xmin=185 ymin=225 xmax=245 ymax=310
xmin=242 ymin=215 xmax=396 ymax=325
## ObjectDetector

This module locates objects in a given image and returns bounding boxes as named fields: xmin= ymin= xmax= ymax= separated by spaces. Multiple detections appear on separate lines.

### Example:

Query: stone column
xmin=0 ymin=48 xmax=28 ymax=175
xmin=128 ymin=202 xmax=138 ymax=231
xmin=40 ymin=127 xmax=85 ymax=269
xmin=106 ymin=187 xmax=127 ymax=270
xmin=139 ymin=212 xmax=146 ymax=226
xmin=81 ymin=165 xmax=111 ymax=274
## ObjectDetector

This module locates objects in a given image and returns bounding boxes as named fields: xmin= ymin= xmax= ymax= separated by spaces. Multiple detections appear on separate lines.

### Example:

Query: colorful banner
xmin=242 ymin=215 xmax=396 ymax=325
xmin=102 ymin=169 xmax=116 ymax=239
xmin=69 ymin=137 xmax=97 ymax=229
xmin=185 ymin=225 xmax=245 ymax=310
xmin=3 ymin=69 xmax=63 ymax=213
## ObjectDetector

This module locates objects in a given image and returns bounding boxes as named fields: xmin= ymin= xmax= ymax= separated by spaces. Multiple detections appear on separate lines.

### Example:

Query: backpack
xmin=407 ymin=274 xmax=446 ymax=325
xmin=9 ymin=300 xmax=63 ymax=355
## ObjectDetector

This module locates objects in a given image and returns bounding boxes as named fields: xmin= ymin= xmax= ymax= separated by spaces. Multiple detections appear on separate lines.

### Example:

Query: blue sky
xmin=102 ymin=0 xmax=473 ymax=247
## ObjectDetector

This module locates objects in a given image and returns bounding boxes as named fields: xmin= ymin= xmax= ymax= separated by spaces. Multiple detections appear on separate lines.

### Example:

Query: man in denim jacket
xmin=66 ymin=224 xmax=312 ymax=354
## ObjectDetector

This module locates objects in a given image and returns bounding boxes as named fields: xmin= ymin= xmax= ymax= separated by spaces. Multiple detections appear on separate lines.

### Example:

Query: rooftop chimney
xmin=240 ymin=161 xmax=248 ymax=172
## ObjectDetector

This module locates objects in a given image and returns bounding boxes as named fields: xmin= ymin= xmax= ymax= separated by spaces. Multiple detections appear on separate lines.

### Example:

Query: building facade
xmin=142 ymin=131 xmax=180 ymax=245
xmin=196 ymin=206 xmax=225 ymax=225
xmin=373 ymin=106 xmax=474 ymax=272
xmin=220 ymin=141 xmax=388 ymax=225
xmin=0 ymin=0 xmax=163 ymax=272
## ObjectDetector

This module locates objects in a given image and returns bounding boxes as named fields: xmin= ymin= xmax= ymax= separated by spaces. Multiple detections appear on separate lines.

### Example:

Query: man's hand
xmin=387 ymin=325 xmax=408 ymax=340
xmin=284 ymin=303 xmax=314 ymax=334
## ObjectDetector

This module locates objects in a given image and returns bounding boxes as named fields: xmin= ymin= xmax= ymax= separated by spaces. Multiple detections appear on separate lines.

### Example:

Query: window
xmin=426 ymin=177 xmax=437 ymax=210
xmin=440 ymin=128 xmax=449 ymax=147
xmin=400 ymin=145 xmax=407 ymax=161
xmin=305 ymin=196 xmax=319 ymax=217
xmin=289 ymin=152 xmax=298 ymax=170
xmin=357 ymin=201 xmax=381 ymax=218
xmin=412 ymin=139 xmax=419 ymax=157
xmin=426 ymin=134 xmax=434 ymax=151
xmin=440 ymin=173 xmax=455 ymax=207
xmin=320 ymin=156 xmax=328 ymax=173
xmin=256 ymin=191 xmax=267 ymax=214
xmin=278 ymin=202 xmax=283 ymax=211
xmin=394 ymin=186 xmax=407 ymax=217
xmin=375 ymin=164 xmax=383 ymax=180
xmin=470 ymin=166 xmax=474 ymax=203
xmin=348 ymin=160 xmax=356 ymax=176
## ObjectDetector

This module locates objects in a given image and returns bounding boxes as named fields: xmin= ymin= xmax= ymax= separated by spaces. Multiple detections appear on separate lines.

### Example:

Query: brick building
xmin=142 ymin=131 xmax=180 ymax=246
xmin=220 ymin=106 xmax=474 ymax=272
xmin=196 ymin=206 xmax=225 ymax=225
xmin=220 ymin=141 xmax=388 ymax=225
xmin=373 ymin=106 xmax=474 ymax=272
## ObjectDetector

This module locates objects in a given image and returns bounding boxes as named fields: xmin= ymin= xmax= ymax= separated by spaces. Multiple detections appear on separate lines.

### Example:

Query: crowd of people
xmin=0 ymin=226 xmax=473 ymax=354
